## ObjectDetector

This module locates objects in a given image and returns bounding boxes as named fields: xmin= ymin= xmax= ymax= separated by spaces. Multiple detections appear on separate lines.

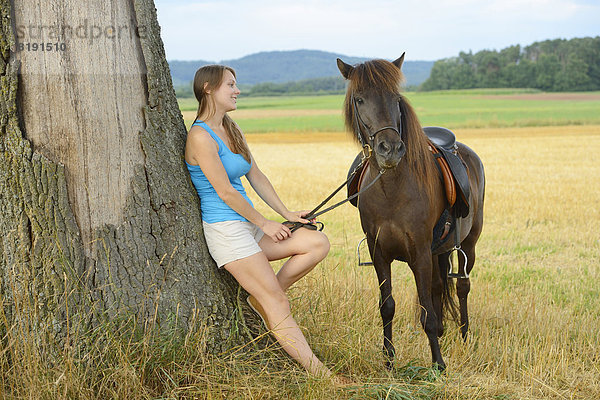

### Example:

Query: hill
xmin=168 ymin=50 xmax=434 ymax=88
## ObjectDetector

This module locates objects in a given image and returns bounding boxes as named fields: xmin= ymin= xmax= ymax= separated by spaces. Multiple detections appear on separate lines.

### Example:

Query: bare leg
xmin=224 ymin=251 xmax=331 ymax=377
xmin=259 ymin=228 xmax=330 ymax=291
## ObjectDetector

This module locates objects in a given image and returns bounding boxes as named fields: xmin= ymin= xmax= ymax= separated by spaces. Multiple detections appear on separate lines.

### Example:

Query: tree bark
xmin=1 ymin=0 xmax=250 ymax=351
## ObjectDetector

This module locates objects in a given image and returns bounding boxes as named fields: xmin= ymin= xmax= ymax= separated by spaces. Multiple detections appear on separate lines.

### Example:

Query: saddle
xmin=424 ymin=127 xmax=470 ymax=218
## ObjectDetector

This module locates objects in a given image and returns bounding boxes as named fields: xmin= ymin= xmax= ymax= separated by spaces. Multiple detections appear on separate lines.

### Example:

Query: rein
xmin=284 ymin=152 xmax=384 ymax=233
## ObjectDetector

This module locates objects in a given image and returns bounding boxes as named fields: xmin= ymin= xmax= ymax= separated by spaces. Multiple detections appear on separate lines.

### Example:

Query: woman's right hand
xmin=261 ymin=219 xmax=292 ymax=242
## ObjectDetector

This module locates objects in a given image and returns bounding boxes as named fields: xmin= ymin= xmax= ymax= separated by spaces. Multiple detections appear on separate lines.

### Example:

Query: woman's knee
xmin=310 ymin=231 xmax=330 ymax=261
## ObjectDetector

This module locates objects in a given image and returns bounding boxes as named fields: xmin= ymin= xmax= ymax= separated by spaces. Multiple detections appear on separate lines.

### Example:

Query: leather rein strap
xmin=284 ymin=155 xmax=383 ymax=233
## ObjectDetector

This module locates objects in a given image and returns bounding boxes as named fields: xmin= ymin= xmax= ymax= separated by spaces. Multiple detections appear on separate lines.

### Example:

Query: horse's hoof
xmin=460 ymin=330 xmax=469 ymax=342
xmin=432 ymin=361 xmax=446 ymax=373
xmin=385 ymin=359 xmax=394 ymax=370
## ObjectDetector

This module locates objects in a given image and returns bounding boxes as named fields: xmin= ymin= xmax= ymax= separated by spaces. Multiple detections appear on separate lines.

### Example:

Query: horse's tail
xmin=437 ymin=254 xmax=459 ymax=323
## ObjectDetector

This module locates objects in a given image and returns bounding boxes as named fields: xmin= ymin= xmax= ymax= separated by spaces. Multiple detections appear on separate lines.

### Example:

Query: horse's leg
xmin=410 ymin=252 xmax=446 ymax=370
xmin=456 ymin=243 xmax=475 ymax=341
xmin=457 ymin=212 xmax=482 ymax=341
xmin=431 ymin=255 xmax=445 ymax=337
xmin=370 ymin=243 xmax=395 ymax=369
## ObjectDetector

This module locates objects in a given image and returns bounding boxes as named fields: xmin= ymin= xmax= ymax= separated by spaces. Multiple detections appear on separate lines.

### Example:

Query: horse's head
xmin=337 ymin=54 xmax=406 ymax=170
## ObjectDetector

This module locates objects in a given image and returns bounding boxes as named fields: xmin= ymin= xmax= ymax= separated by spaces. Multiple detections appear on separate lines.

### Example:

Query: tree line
xmin=174 ymin=37 xmax=600 ymax=97
xmin=175 ymin=75 xmax=349 ymax=97
xmin=421 ymin=37 xmax=600 ymax=92
xmin=174 ymin=75 xmax=423 ymax=98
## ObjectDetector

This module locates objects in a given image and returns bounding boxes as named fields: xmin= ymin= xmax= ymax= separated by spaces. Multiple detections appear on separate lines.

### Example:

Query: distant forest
xmin=173 ymin=37 xmax=600 ymax=97
xmin=422 ymin=37 xmax=600 ymax=92
xmin=175 ymin=75 xmax=351 ymax=98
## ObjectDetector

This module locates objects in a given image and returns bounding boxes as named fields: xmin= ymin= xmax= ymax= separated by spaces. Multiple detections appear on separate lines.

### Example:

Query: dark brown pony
xmin=337 ymin=54 xmax=485 ymax=370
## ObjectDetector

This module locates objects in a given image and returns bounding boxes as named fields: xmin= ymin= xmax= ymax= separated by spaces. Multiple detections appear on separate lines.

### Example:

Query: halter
xmin=351 ymin=95 xmax=402 ymax=150
xmin=283 ymin=94 xmax=402 ymax=232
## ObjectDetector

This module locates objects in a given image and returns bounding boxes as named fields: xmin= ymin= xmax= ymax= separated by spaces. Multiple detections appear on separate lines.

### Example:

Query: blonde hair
xmin=193 ymin=65 xmax=251 ymax=163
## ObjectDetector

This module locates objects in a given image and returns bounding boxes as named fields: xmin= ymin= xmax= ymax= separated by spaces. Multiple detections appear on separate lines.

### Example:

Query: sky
xmin=154 ymin=0 xmax=599 ymax=62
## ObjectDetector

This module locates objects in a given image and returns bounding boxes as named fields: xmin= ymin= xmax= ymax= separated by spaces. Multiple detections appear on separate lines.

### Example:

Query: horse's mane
xmin=343 ymin=59 xmax=437 ymax=199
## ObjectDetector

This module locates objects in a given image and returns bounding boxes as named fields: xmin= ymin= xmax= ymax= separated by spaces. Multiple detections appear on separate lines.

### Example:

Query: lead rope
xmin=284 ymin=95 xmax=394 ymax=233
xmin=284 ymin=149 xmax=383 ymax=232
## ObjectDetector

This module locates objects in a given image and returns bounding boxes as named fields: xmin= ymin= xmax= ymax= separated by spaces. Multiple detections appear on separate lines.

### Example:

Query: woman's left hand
xmin=283 ymin=210 xmax=315 ymax=224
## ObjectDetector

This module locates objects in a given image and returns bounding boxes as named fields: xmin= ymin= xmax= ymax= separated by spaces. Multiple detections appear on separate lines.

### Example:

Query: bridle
xmin=283 ymin=95 xmax=403 ymax=233
xmin=351 ymin=94 xmax=403 ymax=153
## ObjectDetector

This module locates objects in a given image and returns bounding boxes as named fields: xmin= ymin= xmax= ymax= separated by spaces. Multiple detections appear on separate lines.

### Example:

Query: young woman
xmin=184 ymin=65 xmax=335 ymax=378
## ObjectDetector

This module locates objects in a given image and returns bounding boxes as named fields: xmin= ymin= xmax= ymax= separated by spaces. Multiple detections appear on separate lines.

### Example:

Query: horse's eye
xmin=356 ymin=97 xmax=364 ymax=105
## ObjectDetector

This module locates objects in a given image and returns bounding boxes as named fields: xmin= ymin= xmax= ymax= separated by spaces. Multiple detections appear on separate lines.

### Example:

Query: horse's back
xmin=457 ymin=142 xmax=485 ymax=198
xmin=456 ymin=141 xmax=485 ymax=229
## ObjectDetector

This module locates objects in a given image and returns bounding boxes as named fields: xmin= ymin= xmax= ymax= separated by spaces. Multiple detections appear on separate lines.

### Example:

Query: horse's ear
xmin=392 ymin=53 xmax=405 ymax=70
xmin=337 ymin=58 xmax=354 ymax=79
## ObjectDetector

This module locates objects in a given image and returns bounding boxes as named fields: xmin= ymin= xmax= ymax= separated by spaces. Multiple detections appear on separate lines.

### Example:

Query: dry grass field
xmin=2 ymin=94 xmax=599 ymax=398
xmin=237 ymin=124 xmax=600 ymax=399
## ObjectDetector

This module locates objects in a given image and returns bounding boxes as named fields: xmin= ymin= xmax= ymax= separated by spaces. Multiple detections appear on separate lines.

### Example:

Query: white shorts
xmin=202 ymin=220 xmax=265 ymax=268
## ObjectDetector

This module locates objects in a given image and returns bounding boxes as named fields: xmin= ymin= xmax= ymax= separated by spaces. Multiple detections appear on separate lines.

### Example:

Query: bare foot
xmin=247 ymin=295 xmax=269 ymax=329
xmin=331 ymin=374 xmax=354 ymax=387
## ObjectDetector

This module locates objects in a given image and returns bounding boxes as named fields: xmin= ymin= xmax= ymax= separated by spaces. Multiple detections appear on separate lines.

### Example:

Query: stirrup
xmin=447 ymin=247 xmax=469 ymax=279
xmin=357 ymin=237 xmax=373 ymax=266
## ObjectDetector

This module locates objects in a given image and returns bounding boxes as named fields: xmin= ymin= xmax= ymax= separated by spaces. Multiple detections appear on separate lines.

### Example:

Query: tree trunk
xmin=1 ymin=0 xmax=250 ymax=352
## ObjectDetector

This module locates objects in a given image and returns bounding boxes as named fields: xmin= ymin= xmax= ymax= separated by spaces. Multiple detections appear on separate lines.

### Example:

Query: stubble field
xmin=2 ymin=90 xmax=599 ymax=399
xmin=182 ymin=91 xmax=600 ymax=398
xmin=223 ymin=90 xmax=600 ymax=399
xmin=239 ymin=123 xmax=600 ymax=399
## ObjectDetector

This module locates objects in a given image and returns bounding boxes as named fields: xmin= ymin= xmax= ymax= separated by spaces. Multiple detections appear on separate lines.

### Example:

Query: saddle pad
xmin=347 ymin=153 xmax=369 ymax=207
xmin=435 ymin=145 xmax=471 ymax=218
xmin=428 ymin=141 xmax=457 ymax=207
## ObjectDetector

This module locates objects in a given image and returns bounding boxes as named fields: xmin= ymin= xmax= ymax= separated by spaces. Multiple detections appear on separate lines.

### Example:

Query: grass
xmin=408 ymin=91 xmax=600 ymax=129
xmin=179 ymin=89 xmax=600 ymax=133
xmin=2 ymin=92 xmax=600 ymax=398
xmin=178 ymin=94 xmax=346 ymax=112
xmin=182 ymin=90 xmax=600 ymax=400
xmin=239 ymin=124 xmax=600 ymax=399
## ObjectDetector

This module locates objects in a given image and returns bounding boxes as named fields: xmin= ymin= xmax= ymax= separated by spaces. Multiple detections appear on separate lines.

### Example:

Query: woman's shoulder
xmin=188 ymin=124 xmax=217 ymax=144
xmin=186 ymin=124 xmax=220 ymax=162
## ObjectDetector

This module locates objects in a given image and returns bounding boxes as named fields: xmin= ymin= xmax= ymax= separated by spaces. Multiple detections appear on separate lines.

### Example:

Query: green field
xmin=179 ymin=89 xmax=600 ymax=132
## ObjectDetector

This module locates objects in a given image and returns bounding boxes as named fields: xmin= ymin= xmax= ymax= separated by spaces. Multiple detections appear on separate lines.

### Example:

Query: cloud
xmin=155 ymin=0 xmax=599 ymax=61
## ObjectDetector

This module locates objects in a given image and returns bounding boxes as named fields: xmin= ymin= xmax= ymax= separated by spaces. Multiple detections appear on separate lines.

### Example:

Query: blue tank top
xmin=186 ymin=121 xmax=253 ymax=223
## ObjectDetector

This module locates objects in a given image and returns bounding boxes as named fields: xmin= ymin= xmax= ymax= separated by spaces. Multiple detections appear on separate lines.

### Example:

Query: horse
xmin=337 ymin=54 xmax=485 ymax=370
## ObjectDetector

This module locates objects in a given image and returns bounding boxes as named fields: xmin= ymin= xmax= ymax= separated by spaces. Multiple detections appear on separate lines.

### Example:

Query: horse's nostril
xmin=396 ymin=142 xmax=406 ymax=155
xmin=378 ymin=142 xmax=391 ymax=154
